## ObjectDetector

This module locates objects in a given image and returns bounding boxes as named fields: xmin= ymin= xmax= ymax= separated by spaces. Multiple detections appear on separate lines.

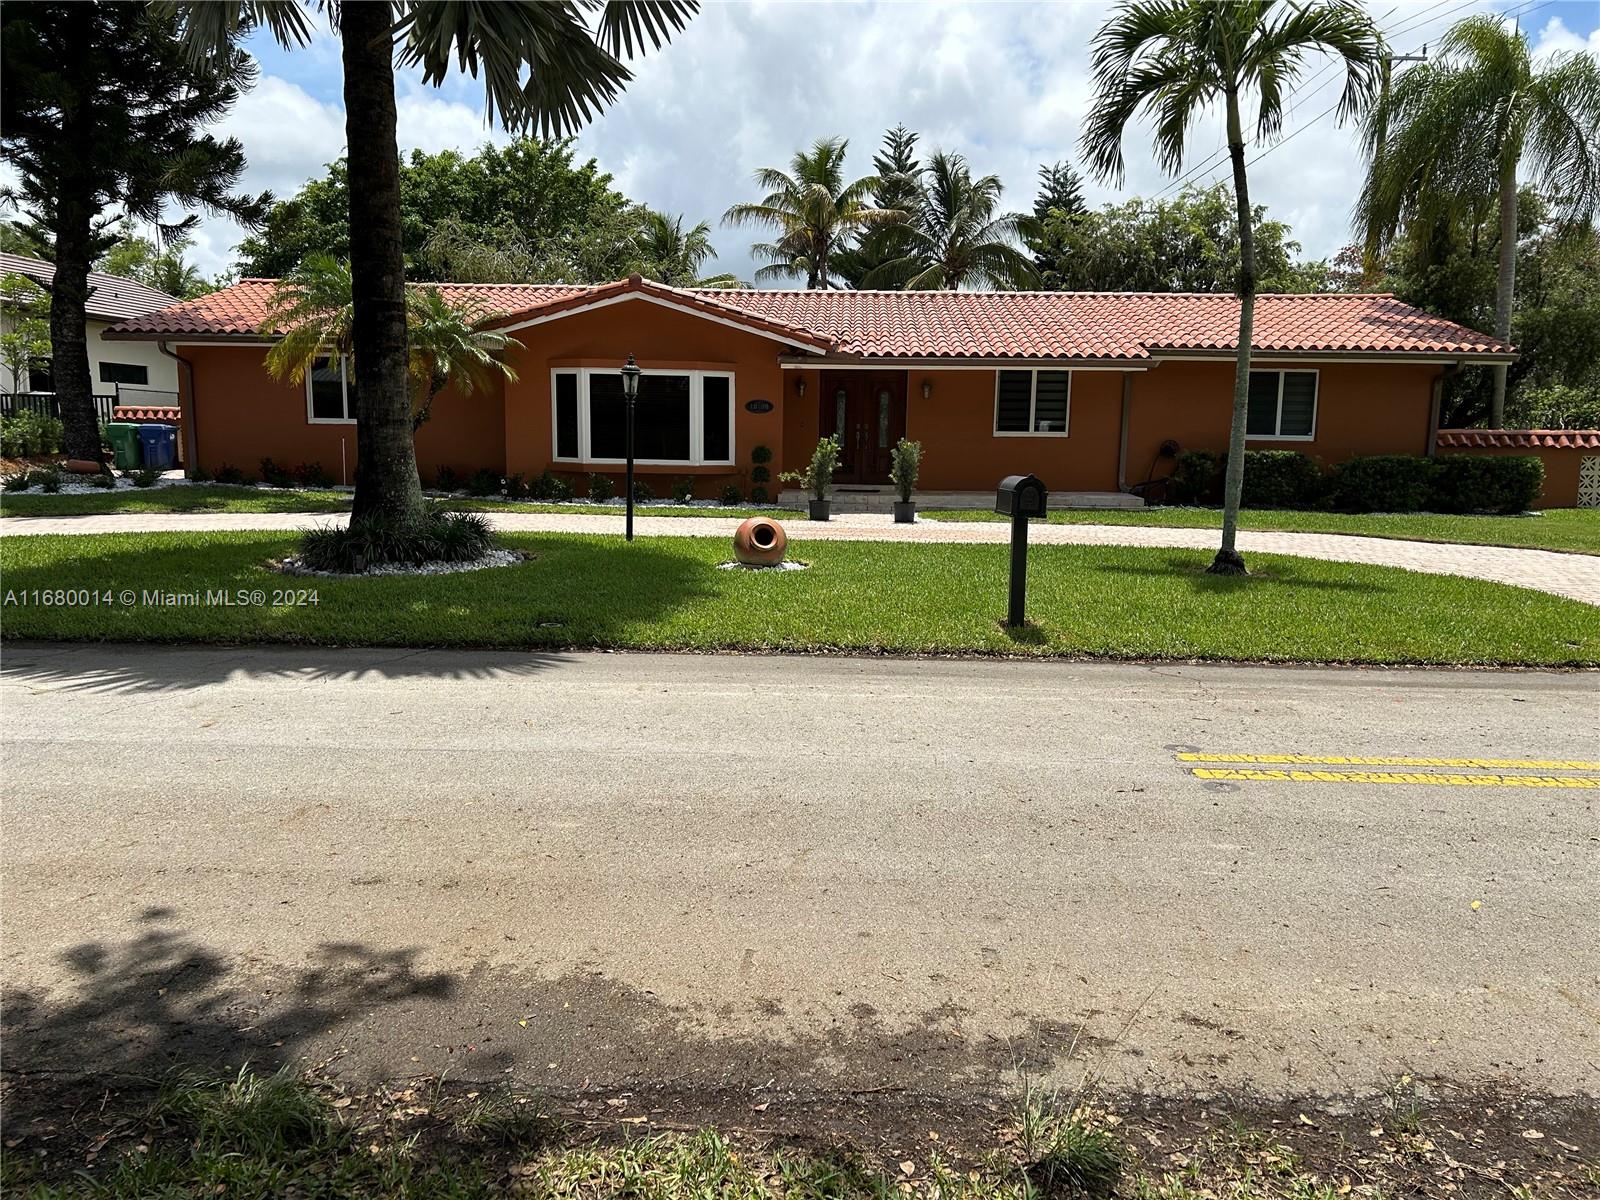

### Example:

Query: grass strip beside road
xmin=3 ymin=530 xmax=1595 ymax=666
xmin=0 ymin=486 xmax=793 ymax=521
xmin=922 ymin=506 xmax=1600 ymax=555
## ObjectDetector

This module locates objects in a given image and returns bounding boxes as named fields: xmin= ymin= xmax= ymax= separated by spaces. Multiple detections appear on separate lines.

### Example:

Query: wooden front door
xmin=820 ymin=371 xmax=907 ymax=484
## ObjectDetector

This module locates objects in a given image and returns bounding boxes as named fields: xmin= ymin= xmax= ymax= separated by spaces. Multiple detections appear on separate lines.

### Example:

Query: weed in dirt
xmin=1016 ymin=1085 xmax=1127 ymax=1198
xmin=449 ymin=1088 xmax=554 ymax=1148
xmin=150 ymin=1063 xmax=330 ymax=1155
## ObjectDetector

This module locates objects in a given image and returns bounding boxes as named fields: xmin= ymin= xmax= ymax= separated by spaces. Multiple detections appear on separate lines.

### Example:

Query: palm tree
xmin=863 ymin=151 xmax=1039 ymax=290
xmin=262 ymin=256 xmax=520 ymax=432
xmin=405 ymin=288 xmax=522 ymax=431
xmin=1358 ymin=15 xmax=1600 ymax=427
xmin=636 ymin=211 xmax=739 ymax=287
xmin=1081 ymin=0 xmax=1381 ymax=575
xmin=169 ymin=0 xmax=694 ymax=526
xmin=722 ymin=137 xmax=898 ymax=288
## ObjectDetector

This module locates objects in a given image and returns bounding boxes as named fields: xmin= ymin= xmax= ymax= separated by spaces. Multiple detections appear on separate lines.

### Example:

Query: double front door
xmin=820 ymin=371 xmax=907 ymax=485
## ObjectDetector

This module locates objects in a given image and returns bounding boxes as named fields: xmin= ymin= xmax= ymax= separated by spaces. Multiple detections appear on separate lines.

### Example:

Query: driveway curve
xmin=3 ymin=509 xmax=1597 ymax=605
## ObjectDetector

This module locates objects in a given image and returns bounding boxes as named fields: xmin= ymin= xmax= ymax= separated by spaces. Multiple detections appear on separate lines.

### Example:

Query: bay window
xmin=551 ymin=368 xmax=734 ymax=464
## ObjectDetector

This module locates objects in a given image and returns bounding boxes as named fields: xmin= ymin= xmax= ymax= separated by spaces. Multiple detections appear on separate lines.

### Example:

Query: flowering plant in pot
xmin=780 ymin=434 xmax=841 ymax=521
xmin=889 ymin=437 xmax=923 ymax=523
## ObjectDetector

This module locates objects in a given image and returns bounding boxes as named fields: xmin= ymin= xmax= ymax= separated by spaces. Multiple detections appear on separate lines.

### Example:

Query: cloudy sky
xmin=170 ymin=0 xmax=1600 ymax=285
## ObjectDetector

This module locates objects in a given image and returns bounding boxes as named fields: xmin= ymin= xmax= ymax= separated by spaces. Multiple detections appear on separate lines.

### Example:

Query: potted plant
xmin=889 ymin=437 xmax=923 ymax=523
xmin=781 ymin=434 xmax=841 ymax=521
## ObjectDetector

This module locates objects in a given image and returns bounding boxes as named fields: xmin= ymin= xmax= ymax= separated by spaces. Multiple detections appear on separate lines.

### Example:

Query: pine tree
xmin=1 ymin=2 xmax=266 ymax=461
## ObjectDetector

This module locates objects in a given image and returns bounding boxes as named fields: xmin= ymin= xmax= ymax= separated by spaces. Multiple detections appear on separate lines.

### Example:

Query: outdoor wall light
xmin=796 ymin=376 xmax=807 ymax=398
xmin=921 ymin=378 xmax=933 ymax=400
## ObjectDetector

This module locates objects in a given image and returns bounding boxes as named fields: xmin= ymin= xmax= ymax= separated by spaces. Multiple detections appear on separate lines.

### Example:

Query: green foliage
xmin=723 ymin=136 xmax=898 ymax=288
xmin=1508 ymin=382 xmax=1600 ymax=430
xmin=293 ymin=461 xmax=335 ymax=489
xmin=213 ymin=464 xmax=253 ymax=487
xmin=1167 ymin=450 xmax=1222 ymax=505
xmin=1327 ymin=455 xmax=1438 ymax=513
xmin=501 ymin=472 xmax=530 ymax=500
xmin=636 ymin=211 xmax=736 ymax=287
xmin=719 ymin=483 xmax=743 ymax=506
xmin=188 ymin=464 xmax=212 ymax=483
xmin=1240 ymin=450 xmax=1323 ymax=509
xmin=97 ymin=234 xmax=217 ymax=299
xmin=0 ymin=410 xmax=63 ymax=457
xmin=259 ymin=457 xmax=294 ymax=487
xmin=1033 ymin=185 xmax=1333 ymax=292
xmin=29 ymin=465 xmax=61 ymax=493
xmin=1430 ymin=455 xmax=1544 ymax=515
xmin=749 ymin=485 xmax=768 ymax=504
xmin=750 ymin=464 xmax=770 ymax=484
xmin=0 ymin=271 xmax=51 ymax=388
xmin=533 ymin=470 xmax=573 ymax=502
xmin=780 ymin=435 xmax=842 ymax=500
xmin=88 ymin=471 xmax=116 ymax=489
xmin=2 ymin=472 xmax=31 ymax=492
xmin=889 ymin=437 xmax=924 ymax=502
xmin=131 ymin=468 xmax=161 ymax=488
xmin=465 ymin=468 xmax=500 ymax=498
xmin=432 ymin=465 xmax=460 ymax=493
xmin=631 ymin=479 xmax=655 ymax=503
xmin=297 ymin=508 xmax=495 ymax=573
xmin=750 ymin=445 xmax=773 ymax=465
xmin=239 ymin=141 xmax=702 ymax=285
xmin=834 ymin=124 xmax=926 ymax=288
xmin=153 ymin=1066 xmax=330 ymax=1159
xmin=587 ymin=472 xmax=616 ymax=503
xmin=672 ymin=476 xmax=696 ymax=503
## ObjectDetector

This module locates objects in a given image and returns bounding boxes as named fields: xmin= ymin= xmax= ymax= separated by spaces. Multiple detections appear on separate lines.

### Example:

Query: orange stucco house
xmin=105 ymin=273 xmax=1528 ymax=506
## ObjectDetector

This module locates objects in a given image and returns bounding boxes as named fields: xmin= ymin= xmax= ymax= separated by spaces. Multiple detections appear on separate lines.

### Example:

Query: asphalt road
xmin=2 ymin=643 xmax=1597 ymax=1102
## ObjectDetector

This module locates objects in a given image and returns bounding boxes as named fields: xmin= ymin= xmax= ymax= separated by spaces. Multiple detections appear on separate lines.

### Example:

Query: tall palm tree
xmin=636 ymin=211 xmax=739 ymax=287
xmin=262 ymin=256 xmax=520 ymax=431
xmin=169 ymin=0 xmax=694 ymax=526
xmin=722 ymin=136 xmax=898 ymax=288
xmin=863 ymin=151 xmax=1039 ymax=290
xmin=1358 ymin=15 xmax=1600 ymax=427
xmin=1082 ymin=0 xmax=1381 ymax=575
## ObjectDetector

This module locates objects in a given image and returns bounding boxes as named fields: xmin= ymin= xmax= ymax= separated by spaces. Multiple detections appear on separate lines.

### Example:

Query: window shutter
xmin=1246 ymin=372 xmax=1280 ymax=436
xmin=1279 ymin=372 xmax=1317 ymax=437
xmin=996 ymin=371 xmax=1031 ymax=432
xmin=1033 ymin=372 xmax=1069 ymax=432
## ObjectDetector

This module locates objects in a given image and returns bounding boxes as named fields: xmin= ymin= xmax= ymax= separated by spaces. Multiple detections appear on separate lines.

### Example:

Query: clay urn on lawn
xmin=732 ymin=517 xmax=788 ymax=567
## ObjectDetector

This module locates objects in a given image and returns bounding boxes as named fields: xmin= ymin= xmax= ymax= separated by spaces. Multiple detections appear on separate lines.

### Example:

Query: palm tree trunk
xmin=1490 ymin=156 xmax=1517 ymax=427
xmin=1209 ymin=90 xmax=1254 ymax=577
xmin=341 ymin=1 xmax=425 ymax=524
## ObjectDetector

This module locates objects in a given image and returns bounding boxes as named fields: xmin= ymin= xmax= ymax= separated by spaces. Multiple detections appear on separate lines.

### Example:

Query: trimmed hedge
xmin=1430 ymin=455 xmax=1544 ymax=515
xmin=1162 ymin=450 xmax=1544 ymax=515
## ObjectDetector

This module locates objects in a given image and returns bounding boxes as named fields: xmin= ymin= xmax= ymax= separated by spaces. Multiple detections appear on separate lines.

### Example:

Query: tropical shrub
xmin=1328 ymin=455 xmax=1437 ymax=512
xmin=189 ymin=464 xmax=213 ymax=483
xmin=780 ymin=435 xmax=841 ymax=500
xmin=889 ymin=437 xmax=924 ymax=503
xmin=672 ymin=477 xmax=696 ymax=503
xmin=294 ymin=461 xmax=336 ymax=488
xmin=214 ymin=464 xmax=252 ymax=487
xmin=465 ymin=468 xmax=500 ymax=497
xmin=432 ymin=465 xmax=460 ymax=493
xmin=0 ymin=410 xmax=64 ymax=457
xmin=749 ymin=485 xmax=768 ymax=504
xmin=88 ymin=471 xmax=116 ymax=488
xmin=131 ymin=468 xmax=161 ymax=488
xmin=750 ymin=444 xmax=773 ymax=465
xmin=532 ymin=469 xmax=571 ymax=502
xmin=587 ymin=473 xmax=615 ymax=502
xmin=1430 ymin=455 xmax=1544 ymax=514
xmin=1166 ymin=450 xmax=1222 ymax=505
xmin=298 ymin=508 xmax=495 ymax=573
xmin=30 ymin=466 xmax=61 ymax=493
xmin=501 ymin=472 xmax=530 ymax=500
xmin=750 ymin=464 xmax=770 ymax=484
xmin=631 ymin=479 xmax=655 ymax=503
xmin=720 ymin=483 xmax=743 ymax=505
xmin=3 ymin=472 xmax=31 ymax=491
xmin=1240 ymin=450 xmax=1323 ymax=508
xmin=259 ymin=457 xmax=294 ymax=487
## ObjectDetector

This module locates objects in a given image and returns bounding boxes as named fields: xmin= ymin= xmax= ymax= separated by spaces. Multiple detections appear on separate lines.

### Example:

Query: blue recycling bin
xmin=136 ymin=423 xmax=178 ymax=471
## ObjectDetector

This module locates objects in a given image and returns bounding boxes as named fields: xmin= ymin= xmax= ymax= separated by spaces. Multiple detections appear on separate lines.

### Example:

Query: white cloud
xmin=156 ymin=0 xmax=1597 ymax=282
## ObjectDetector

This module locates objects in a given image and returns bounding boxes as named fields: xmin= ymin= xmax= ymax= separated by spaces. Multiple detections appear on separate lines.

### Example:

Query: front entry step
xmin=777 ymin=488 xmax=1146 ymax=513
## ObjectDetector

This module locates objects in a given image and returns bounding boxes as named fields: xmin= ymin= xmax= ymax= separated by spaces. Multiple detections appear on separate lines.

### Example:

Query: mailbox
xmin=996 ymin=473 xmax=1049 ymax=518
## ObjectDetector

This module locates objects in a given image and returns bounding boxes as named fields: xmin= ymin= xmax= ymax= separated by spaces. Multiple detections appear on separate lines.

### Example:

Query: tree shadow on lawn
xmin=1086 ymin=551 xmax=1386 ymax=594
xmin=0 ymin=535 xmax=719 ymax=693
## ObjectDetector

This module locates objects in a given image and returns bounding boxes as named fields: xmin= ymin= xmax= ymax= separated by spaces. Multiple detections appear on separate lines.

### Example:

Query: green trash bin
xmin=106 ymin=422 xmax=142 ymax=470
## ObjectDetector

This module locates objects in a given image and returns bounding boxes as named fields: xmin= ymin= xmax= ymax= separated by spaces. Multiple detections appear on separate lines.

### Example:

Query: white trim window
xmin=994 ymin=369 xmax=1071 ymax=436
xmin=306 ymin=355 xmax=356 ymax=424
xmin=551 ymin=367 xmax=734 ymax=465
xmin=1246 ymin=369 xmax=1318 ymax=441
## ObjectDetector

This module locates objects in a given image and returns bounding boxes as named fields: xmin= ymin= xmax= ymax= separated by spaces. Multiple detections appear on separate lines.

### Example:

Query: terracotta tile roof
xmin=106 ymin=274 xmax=1513 ymax=360
xmin=1 ymin=251 xmax=179 ymax=321
xmin=1436 ymin=428 xmax=1600 ymax=450
xmin=112 ymin=405 xmax=182 ymax=421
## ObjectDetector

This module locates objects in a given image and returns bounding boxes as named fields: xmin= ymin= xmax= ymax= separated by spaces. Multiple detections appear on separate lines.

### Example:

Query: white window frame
xmin=1245 ymin=368 xmax=1319 ymax=442
xmin=305 ymin=355 xmax=356 ymax=425
xmin=993 ymin=368 xmax=1072 ymax=437
xmin=98 ymin=361 xmax=150 ymax=387
xmin=550 ymin=367 xmax=735 ymax=466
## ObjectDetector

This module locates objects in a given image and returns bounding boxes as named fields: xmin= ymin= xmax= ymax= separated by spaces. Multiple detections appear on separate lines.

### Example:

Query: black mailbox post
xmin=996 ymin=474 xmax=1048 ymax=627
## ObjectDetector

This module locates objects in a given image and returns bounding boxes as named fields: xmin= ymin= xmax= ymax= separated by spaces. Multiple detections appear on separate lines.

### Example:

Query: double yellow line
xmin=1177 ymin=753 xmax=1600 ymax=789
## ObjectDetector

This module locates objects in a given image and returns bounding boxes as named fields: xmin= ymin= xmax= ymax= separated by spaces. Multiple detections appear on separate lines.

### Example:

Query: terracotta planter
xmin=63 ymin=459 xmax=104 ymax=475
xmin=892 ymin=500 xmax=916 ymax=523
xmin=732 ymin=516 xmax=788 ymax=566
xmin=808 ymin=499 xmax=831 ymax=522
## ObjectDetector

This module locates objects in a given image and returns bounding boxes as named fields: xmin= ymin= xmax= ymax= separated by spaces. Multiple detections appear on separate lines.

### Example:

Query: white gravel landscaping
xmin=275 ymin=548 xmax=526 ymax=578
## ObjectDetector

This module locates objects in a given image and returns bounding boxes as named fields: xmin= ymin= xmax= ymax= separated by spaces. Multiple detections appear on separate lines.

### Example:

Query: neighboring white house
xmin=0 ymin=251 xmax=180 ymax=403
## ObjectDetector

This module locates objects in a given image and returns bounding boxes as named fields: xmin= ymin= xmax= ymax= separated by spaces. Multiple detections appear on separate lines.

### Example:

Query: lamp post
xmin=621 ymin=353 xmax=642 ymax=542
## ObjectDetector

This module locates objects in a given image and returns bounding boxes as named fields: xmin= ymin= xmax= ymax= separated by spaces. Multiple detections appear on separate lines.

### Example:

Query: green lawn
xmin=922 ymin=505 xmax=1600 ymax=555
xmin=0 ymin=485 xmax=794 ymax=521
xmin=3 ymin=530 xmax=1595 ymax=665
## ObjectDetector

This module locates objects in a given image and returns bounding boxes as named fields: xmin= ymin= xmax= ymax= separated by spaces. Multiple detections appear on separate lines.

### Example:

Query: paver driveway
xmin=4 ymin=509 xmax=1598 ymax=604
